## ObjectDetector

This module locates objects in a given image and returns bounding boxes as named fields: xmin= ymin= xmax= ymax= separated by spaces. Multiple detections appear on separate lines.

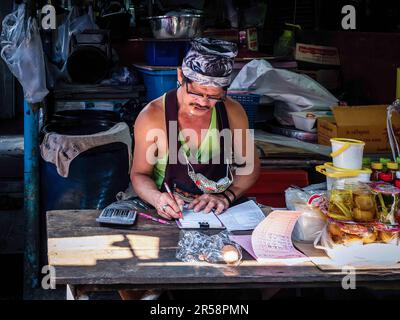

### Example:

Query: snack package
xmin=367 ymin=182 xmax=400 ymax=225
xmin=326 ymin=219 xmax=399 ymax=246
xmin=315 ymin=222 xmax=400 ymax=265
xmin=176 ymin=231 xmax=242 ymax=265
xmin=328 ymin=182 xmax=377 ymax=222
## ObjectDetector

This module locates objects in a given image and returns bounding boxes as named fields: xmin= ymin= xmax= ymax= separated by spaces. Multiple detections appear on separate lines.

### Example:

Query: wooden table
xmin=47 ymin=210 xmax=400 ymax=300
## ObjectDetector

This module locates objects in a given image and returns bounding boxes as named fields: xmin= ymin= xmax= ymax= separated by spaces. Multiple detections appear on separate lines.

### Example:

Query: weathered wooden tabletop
xmin=47 ymin=210 xmax=400 ymax=290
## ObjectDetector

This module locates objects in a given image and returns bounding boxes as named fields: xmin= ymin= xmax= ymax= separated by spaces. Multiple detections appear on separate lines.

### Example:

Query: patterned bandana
xmin=182 ymin=38 xmax=238 ymax=88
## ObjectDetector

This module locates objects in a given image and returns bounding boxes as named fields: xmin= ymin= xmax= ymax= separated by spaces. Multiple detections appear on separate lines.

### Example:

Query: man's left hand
xmin=188 ymin=194 xmax=229 ymax=215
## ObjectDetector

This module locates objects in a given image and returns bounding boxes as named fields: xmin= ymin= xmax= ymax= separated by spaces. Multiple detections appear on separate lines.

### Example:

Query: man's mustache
xmin=190 ymin=103 xmax=211 ymax=109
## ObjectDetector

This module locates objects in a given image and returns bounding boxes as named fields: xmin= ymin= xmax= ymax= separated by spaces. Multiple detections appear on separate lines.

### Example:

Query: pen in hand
xmin=163 ymin=182 xmax=184 ymax=220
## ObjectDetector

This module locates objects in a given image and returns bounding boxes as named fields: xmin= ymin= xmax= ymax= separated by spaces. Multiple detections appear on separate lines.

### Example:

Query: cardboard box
xmin=318 ymin=105 xmax=400 ymax=154
xmin=295 ymin=43 xmax=340 ymax=66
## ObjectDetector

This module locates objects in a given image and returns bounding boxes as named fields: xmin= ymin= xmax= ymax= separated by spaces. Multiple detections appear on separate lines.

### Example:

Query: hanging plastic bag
xmin=0 ymin=4 xmax=48 ymax=104
xmin=54 ymin=5 xmax=98 ymax=67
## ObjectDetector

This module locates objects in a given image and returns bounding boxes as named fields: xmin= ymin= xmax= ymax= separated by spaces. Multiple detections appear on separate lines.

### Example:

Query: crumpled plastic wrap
xmin=176 ymin=231 xmax=242 ymax=265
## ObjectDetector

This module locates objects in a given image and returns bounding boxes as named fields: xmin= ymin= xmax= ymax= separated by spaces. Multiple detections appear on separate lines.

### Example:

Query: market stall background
xmin=1 ymin=0 xmax=400 ymax=300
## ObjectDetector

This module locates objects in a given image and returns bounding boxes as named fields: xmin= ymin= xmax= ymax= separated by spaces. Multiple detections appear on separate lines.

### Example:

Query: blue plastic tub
xmin=138 ymin=68 xmax=178 ymax=101
xmin=145 ymin=41 xmax=189 ymax=66
xmin=145 ymin=42 xmax=180 ymax=66
xmin=228 ymin=93 xmax=261 ymax=129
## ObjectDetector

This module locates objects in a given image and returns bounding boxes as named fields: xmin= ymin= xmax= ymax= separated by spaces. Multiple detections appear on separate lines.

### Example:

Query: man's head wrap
xmin=182 ymin=38 xmax=238 ymax=88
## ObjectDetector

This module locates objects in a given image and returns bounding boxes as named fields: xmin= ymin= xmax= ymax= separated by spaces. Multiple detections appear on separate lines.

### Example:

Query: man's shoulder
xmin=225 ymin=97 xmax=246 ymax=116
xmin=135 ymin=96 xmax=164 ymax=127
xmin=224 ymin=97 xmax=248 ymax=128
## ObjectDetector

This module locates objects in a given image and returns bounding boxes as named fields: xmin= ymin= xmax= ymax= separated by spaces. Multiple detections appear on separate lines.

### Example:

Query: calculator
xmin=96 ymin=201 xmax=138 ymax=226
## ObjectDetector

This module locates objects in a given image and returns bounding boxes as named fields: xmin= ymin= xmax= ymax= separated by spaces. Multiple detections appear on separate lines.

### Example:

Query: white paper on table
xmin=218 ymin=200 xmax=266 ymax=231
xmin=177 ymin=208 xmax=224 ymax=229
xmin=251 ymin=210 xmax=309 ymax=265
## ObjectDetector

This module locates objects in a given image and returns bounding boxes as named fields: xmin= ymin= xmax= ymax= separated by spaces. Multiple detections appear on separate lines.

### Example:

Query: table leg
xmin=66 ymin=284 xmax=89 ymax=300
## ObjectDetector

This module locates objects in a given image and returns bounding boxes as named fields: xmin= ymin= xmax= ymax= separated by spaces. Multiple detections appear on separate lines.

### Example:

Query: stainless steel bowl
xmin=146 ymin=15 xmax=203 ymax=39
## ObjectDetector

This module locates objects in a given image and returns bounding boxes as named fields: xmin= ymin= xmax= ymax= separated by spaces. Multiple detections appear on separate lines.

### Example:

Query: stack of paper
xmin=176 ymin=200 xmax=265 ymax=230
xmin=230 ymin=211 xmax=308 ymax=265
xmin=218 ymin=201 xmax=266 ymax=231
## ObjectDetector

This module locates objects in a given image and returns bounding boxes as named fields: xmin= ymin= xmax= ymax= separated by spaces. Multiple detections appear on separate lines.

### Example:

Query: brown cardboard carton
xmin=318 ymin=105 xmax=400 ymax=153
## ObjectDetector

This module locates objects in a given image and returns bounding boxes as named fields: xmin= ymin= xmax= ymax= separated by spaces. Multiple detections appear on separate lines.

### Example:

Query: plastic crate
xmin=228 ymin=93 xmax=261 ymax=129
xmin=137 ymin=68 xmax=178 ymax=102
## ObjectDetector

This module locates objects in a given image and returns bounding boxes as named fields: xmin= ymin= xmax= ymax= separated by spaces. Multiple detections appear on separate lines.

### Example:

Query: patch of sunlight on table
xmin=48 ymin=234 xmax=160 ymax=266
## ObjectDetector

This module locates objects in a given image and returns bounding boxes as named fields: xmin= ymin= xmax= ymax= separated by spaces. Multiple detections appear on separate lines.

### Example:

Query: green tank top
xmin=152 ymin=94 xmax=220 ymax=189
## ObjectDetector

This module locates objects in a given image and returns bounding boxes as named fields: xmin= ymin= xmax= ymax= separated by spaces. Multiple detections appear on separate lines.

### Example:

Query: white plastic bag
xmin=54 ymin=5 xmax=98 ymax=66
xmin=229 ymin=59 xmax=338 ymax=125
xmin=293 ymin=203 xmax=326 ymax=242
xmin=285 ymin=186 xmax=327 ymax=242
xmin=0 ymin=4 xmax=48 ymax=103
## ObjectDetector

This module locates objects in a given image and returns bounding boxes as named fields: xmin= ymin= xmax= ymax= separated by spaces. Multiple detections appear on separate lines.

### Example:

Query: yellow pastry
xmin=352 ymin=208 xmax=375 ymax=222
xmin=362 ymin=230 xmax=378 ymax=244
xmin=379 ymin=231 xmax=399 ymax=244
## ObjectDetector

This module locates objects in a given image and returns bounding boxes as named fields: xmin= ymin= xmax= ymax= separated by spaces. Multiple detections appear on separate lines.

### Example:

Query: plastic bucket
xmin=137 ymin=68 xmax=177 ymax=102
xmin=316 ymin=162 xmax=371 ymax=190
xmin=330 ymin=138 xmax=365 ymax=170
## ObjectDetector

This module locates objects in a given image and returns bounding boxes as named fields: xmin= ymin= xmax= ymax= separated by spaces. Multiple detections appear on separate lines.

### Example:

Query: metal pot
xmin=146 ymin=15 xmax=203 ymax=39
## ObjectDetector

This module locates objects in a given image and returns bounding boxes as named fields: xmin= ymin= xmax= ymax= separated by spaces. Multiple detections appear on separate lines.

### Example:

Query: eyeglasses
xmin=185 ymin=83 xmax=226 ymax=103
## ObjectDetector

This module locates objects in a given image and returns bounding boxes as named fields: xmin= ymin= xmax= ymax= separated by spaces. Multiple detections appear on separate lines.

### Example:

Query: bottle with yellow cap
xmin=387 ymin=162 xmax=399 ymax=182
xmin=371 ymin=162 xmax=383 ymax=181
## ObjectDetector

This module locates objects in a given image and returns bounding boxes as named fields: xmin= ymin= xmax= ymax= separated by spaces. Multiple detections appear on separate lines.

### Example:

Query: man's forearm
xmin=228 ymin=164 xmax=260 ymax=200
xmin=131 ymin=173 xmax=162 ymax=207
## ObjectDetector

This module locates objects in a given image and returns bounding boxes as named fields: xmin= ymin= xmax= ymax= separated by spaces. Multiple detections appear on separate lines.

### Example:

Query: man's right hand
xmin=154 ymin=192 xmax=185 ymax=220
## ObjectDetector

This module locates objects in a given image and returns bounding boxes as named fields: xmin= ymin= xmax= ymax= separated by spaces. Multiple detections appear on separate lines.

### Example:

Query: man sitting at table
xmin=120 ymin=38 xmax=261 ymax=300
xmin=130 ymin=37 xmax=260 ymax=220
xmin=131 ymin=38 xmax=260 ymax=219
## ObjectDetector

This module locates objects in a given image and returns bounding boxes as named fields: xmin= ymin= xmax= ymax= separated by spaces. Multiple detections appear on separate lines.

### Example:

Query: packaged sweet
xmin=315 ymin=222 xmax=400 ymax=265
xmin=326 ymin=219 xmax=399 ymax=246
xmin=367 ymin=182 xmax=400 ymax=225
xmin=327 ymin=182 xmax=377 ymax=222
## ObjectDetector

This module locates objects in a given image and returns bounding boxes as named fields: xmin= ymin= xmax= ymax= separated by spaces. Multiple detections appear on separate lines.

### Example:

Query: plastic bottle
xmin=395 ymin=171 xmax=400 ymax=189
xmin=273 ymin=23 xmax=302 ymax=58
xmin=362 ymin=157 xmax=371 ymax=169
xmin=387 ymin=162 xmax=398 ymax=182
xmin=380 ymin=158 xmax=391 ymax=172
xmin=371 ymin=162 xmax=383 ymax=181
xmin=379 ymin=171 xmax=393 ymax=183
